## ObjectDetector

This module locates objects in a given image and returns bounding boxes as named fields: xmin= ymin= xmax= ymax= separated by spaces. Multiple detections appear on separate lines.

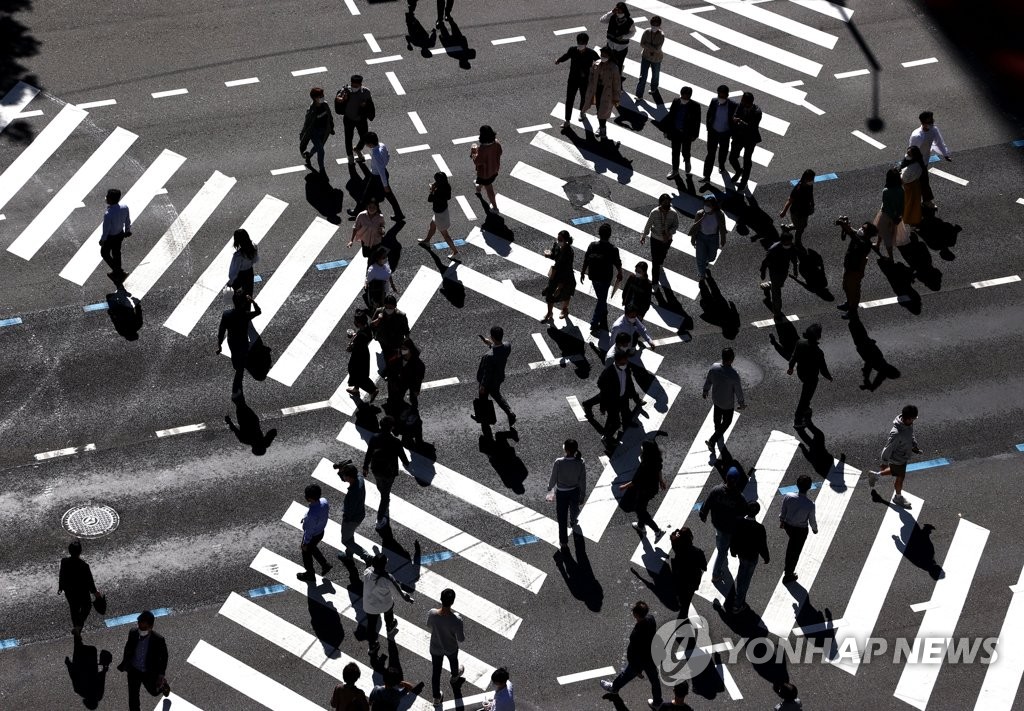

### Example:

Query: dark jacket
xmin=363 ymin=431 xmax=410 ymax=479
xmin=301 ymin=100 xmax=335 ymax=142
xmin=119 ymin=629 xmax=168 ymax=677
xmin=597 ymin=362 xmax=637 ymax=408
xmin=58 ymin=557 xmax=96 ymax=598
xmin=760 ymin=241 xmax=798 ymax=279
xmin=581 ymin=240 xmax=622 ymax=283
xmin=556 ymin=45 xmax=600 ymax=83
xmin=399 ymin=356 xmax=426 ymax=393
xmin=621 ymin=275 xmax=653 ymax=315
xmin=477 ymin=342 xmax=511 ymax=389
xmin=625 ymin=613 xmax=657 ymax=666
xmin=671 ymin=541 xmax=707 ymax=591
xmin=732 ymin=102 xmax=763 ymax=145
xmin=665 ymin=98 xmax=701 ymax=141
xmin=218 ymin=303 xmax=261 ymax=364
xmin=347 ymin=326 xmax=373 ymax=376
xmin=788 ymin=338 xmax=832 ymax=382
xmin=372 ymin=309 xmax=410 ymax=353
xmin=730 ymin=517 xmax=770 ymax=563
xmin=705 ymin=98 xmax=738 ymax=134
xmin=698 ymin=483 xmax=746 ymax=534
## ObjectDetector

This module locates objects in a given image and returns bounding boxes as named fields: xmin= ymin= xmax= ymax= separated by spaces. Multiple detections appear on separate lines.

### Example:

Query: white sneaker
xmin=631 ymin=522 xmax=646 ymax=535
xmin=600 ymin=680 xmax=616 ymax=693
xmin=867 ymin=470 xmax=879 ymax=488
xmin=893 ymin=494 xmax=912 ymax=509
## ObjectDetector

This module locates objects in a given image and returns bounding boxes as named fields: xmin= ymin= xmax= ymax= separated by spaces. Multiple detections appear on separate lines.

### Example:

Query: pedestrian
xmin=836 ymin=217 xmax=878 ymax=319
xmin=702 ymin=347 xmax=746 ymax=461
xmin=426 ymin=589 xmax=466 ymax=706
xmin=779 ymin=475 xmax=818 ymax=584
xmin=635 ymin=16 xmax=664 ymax=99
xmin=591 ymin=348 xmax=641 ymax=452
xmin=434 ymin=0 xmax=454 ymax=29
xmin=348 ymin=197 xmax=386 ymax=259
xmin=333 ymin=460 xmax=371 ymax=563
xmin=909 ymin=110 xmax=952 ymax=209
xmin=556 ymin=33 xmax=600 ymax=130
xmin=363 ymin=416 xmax=411 ymax=530
xmin=669 ymin=527 xmax=706 ymax=624
xmin=369 ymin=667 xmax=425 ymax=711
xmin=365 ymin=246 xmax=398 ymax=311
xmin=620 ymin=439 xmax=668 ymax=540
xmin=335 ymin=75 xmax=375 ymax=163
xmin=900 ymin=144 xmax=926 ymax=231
xmin=475 ymin=326 xmax=516 ymax=427
xmin=786 ymin=323 xmax=832 ymax=427
xmin=471 ymin=125 xmax=502 ymax=213
xmin=599 ymin=601 xmax=663 ymax=708
xmin=227 ymin=228 xmax=259 ymax=297
xmin=546 ymin=438 xmax=587 ymax=547
xmin=541 ymin=231 xmax=576 ymax=323
xmin=664 ymin=87 xmax=701 ymax=179
xmin=728 ymin=92 xmax=762 ymax=190
xmin=300 ymin=87 xmax=334 ymax=174
xmin=609 ymin=304 xmax=656 ymax=355
xmin=584 ymin=47 xmax=622 ymax=139
xmin=698 ymin=466 xmax=747 ymax=586
xmin=482 ymin=667 xmax=515 ymax=711
xmin=621 ymin=262 xmax=653 ymax=321
xmin=729 ymin=501 xmax=769 ymax=613
xmin=701 ymin=85 xmax=736 ymax=188
xmin=345 ymin=310 xmax=379 ymax=403
xmin=116 ymin=610 xmax=170 ymax=711
xmin=347 ymin=132 xmax=404 ymax=222
xmin=371 ymin=294 xmax=410 ymax=394
xmin=362 ymin=552 xmax=415 ymax=658
xmin=759 ymin=230 xmax=799 ymax=316
xmin=580 ymin=223 xmax=624 ymax=333
xmin=297 ymin=484 xmax=331 ymax=582
xmin=867 ymin=404 xmax=922 ymax=509
xmin=774 ymin=681 xmax=803 ymax=710
xmin=872 ymin=168 xmax=905 ymax=261
xmin=419 ymin=172 xmax=458 ymax=259
xmin=689 ymin=194 xmax=727 ymax=282
xmin=100 ymin=188 xmax=132 ymax=282
xmin=641 ymin=193 xmax=679 ymax=294
xmin=600 ymin=2 xmax=634 ymax=79
xmin=393 ymin=337 xmax=425 ymax=413
xmin=779 ymin=169 xmax=815 ymax=248
xmin=216 ymin=289 xmax=262 ymax=401
xmin=656 ymin=681 xmax=695 ymax=711
xmin=58 ymin=540 xmax=102 ymax=636
xmin=330 ymin=661 xmax=370 ymax=711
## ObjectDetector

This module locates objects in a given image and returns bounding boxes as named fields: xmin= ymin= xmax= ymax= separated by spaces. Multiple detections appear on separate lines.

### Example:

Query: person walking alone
xmin=471 ymin=125 xmax=502 ymax=213
xmin=580 ymin=223 xmax=624 ymax=334
xmin=348 ymin=132 xmax=404 ymax=222
xmin=300 ymin=87 xmax=334 ymax=175
xmin=689 ymin=194 xmax=727 ymax=283
xmin=702 ymin=347 xmax=746 ymax=462
xmin=728 ymin=92 xmax=762 ymax=190
xmin=760 ymin=230 xmax=799 ymax=316
xmin=779 ymin=475 xmax=817 ymax=584
xmin=363 ymin=416 xmax=411 ymax=530
xmin=297 ymin=484 xmax=331 ymax=582
xmin=117 ymin=611 xmax=170 ymax=711
xmin=420 ymin=172 xmax=458 ymax=259
xmin=699 ymin=467 xmax=747 ymax=587
xmin=663 ymin=87 xmax=700 ymax=179
xmin=700 ymin=85 xmax=736 ymax=189
xmin=336 ymin=75 xmax=375 ymax=163
xmin=362 ymin=552 xmax=415 ymax=659
xmin=216 ymin=289 xmax=262 ymax=401
xmin=227 ymin=228 xmax=259 ymax=297
xmin=867 ymin=405 xmax=922 ymax=509
xmin=555 ymin=33 xmax=599 ymax=130
xmin=541 ymin=231 xmax=576 ymax=323
xmin=99 ymin=188 xmax=131 ymax=282
xmin=635 ymin=16 xmax=664 ymax=99
xmin=779 ymin=169 xmax=815 ymax=248
xmin=620 ymin=439 xmax=668 ymax=541
xmin=836 ymin=218 xmax=878 ymax=319
xmin=641 ymin=193 xmax=679 ymax=294
xmin=546 ymin=439 xmax=587 ymax=548
xmin=600 ymin=3 xmax=634 ymax=80
xmin=909 ymin=110 xmax=952 ymax=209
xmin=475 ymin=326 xmax=516 ymax=427
xmin=334 ymin=460 xmax=371 ymax=563
xmin=729 ymin=501 xmax=769 ymax=613
xmin=786 ymin=323 xmax=832 ymax=428
xmin=58 ymin=540 xmax=102 ymax=637
xmin=589 ymin=348 xmax=641 ymax=453
xmin=427 ymin=589 xmax=466 ymax=706
xmin=584 ymin=47 xmax=622 ymax=140
xmin=600 ymin=601 xmax=664 ymax=708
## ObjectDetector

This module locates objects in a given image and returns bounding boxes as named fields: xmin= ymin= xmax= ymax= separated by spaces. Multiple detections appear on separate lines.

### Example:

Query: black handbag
xmin=92 ymin=593 xmax=107 ymax=615
xmin=473 ymin=397 xmax=497 ymax=425
xmin=245 ymin=339 xmax=273 ymax=381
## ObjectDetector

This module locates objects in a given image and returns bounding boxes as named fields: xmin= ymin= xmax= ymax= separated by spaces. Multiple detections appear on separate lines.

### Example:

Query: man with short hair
xmin=100 ymin=188 xmax=131 ymax=281
xmin=337 ymin=74 xmax=374 ymax=163
xmin=117 ymin=610 xmax=170 ymax=711
xmin=699 ymin=467 xmax=747 ymax=586
xmin=476 ymin=326 xmax=516 ymax=427
xmin=426 ymin=589 xmax=466 ymax=706
xmin=347 ymin=132 xmax=404 ymax=221
xmin=580 ymin=223 xmax=624 ymax=333
xmin=868 ymin=405 xmax=922 ymax=509
xmin=593 ymin=348 xmax=641 ymax=452
xmin=669 ymin=528 xmax=706 ymax=625
xmin=779 ymin=475 xmax=818 ymax=584
xmin=363 ymin=416 xmax=411 ymax=530
xmin=372 ymin=294 xmax=410 ymax=393
xmin=640 ymin=193 xmax=679 ymax=294
xmin=298 ymin=484 xmax=331 ymax=581
xmin=609 ymin=303 xmax=656 ymax=356
xmin=330 ymin=661 xmax=369 ymax=710
xmin=786 ymin=323 xmax=832 ymax=428
xmin=656 ymin=681 xmax=695 ymax=710
xmin=701 ymin=85 xmax=737 ymax=188
xmin=836 ymin=219 xmax=878 ymax=319
xmin=703 ymin=347 xmax=746 ymax=462
xmin=300 ymin=87 xmax=334 ymax=174
xmin=555 ymin=33 xmax=599 ymax=129
xmin=664 ymin=87 xmax=701 ymax=179
xmin=760 ymin=230 xmax=799 ymax=316
xmin=600 ymin=601 xmax=663 ymax=708
xmin=728 ymin=91 xmax=762 ymax=190
xmin=730 ymin=500 xmax=769 ymax=613
xmin=909 ymin=110 xmax=951 ymax=208
xmin=58 ymin=540 xmax=101 ymax=636
xmin=335 ymin=460 xmax=370 ymax=562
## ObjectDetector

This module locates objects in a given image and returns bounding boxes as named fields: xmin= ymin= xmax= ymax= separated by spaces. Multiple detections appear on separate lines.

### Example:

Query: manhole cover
xmin=61 ymin=504 xmax=120 ymax=538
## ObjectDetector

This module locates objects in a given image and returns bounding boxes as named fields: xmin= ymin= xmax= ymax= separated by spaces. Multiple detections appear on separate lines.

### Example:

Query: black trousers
xmin=357 ymin=173 xmax=403 ymax=217
xmin=126 ymin=669 xmax=162 ymax=711
xmin=375 ymin=475 xmax=396 ymax=523
xmin=100 ymin=235 xmax=125 ymax=273
xmin=711 ymin=406 xmax=734 ymax=446
xmin=565 ymin=78 xmax=588 ymax=122
xmin=343 ymin=116 xmax=368 ymax=156
xmin=603 ymin=396 xmax=633 ymax=439
xmin=301 ymin=533 xmax=328 ymax=575
xmin=480 ymin=384 xmax=513 ymax=418
xmin=436 ymin=0 xmax=453 ymax=21
xmin=703 ymin=129 xmax=730 ymax=179
xmin=348 ymin=371 xmax=377 ymax=395
xmin=365 ymin=604 xmax=396 ymax=649
xmin=650 ymin=237 xmax=671 ymax=288
xmin=795 ymin=377 xmax=818 ymax=422
xmin=783 ymin=522 xmax=809 ymax=575
xmin=677 ymin=585 xmax=697 ymax=620
xmin=634 ymin=491 xmax=660 ymax=532
xmin=670 ymin=134 xmax=694 ymax=173
xmin=66 ymin=593 xmax=91 ymax=629
xmin=728 ymin=139 xmax=756 ymax=184
xmin=608 ymin=46 xmax=628 ymax=76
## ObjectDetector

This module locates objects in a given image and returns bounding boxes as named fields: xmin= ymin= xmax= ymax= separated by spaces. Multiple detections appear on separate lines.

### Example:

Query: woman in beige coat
xmin=584 ymin=47 xmax=621 ymax=139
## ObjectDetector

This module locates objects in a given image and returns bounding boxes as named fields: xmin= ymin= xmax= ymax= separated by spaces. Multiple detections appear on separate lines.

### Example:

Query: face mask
xmin=614 ymin=11 xmax=623 ymax=17
xmin=855 ymin=228 xmax=865 ymax=239
xmin=628 ymin=317 xmax=637 ymax=324
xmin=138 ymin=630 xmax=150 ymax=637
xmin=385 ymin=308 xmax=396 ymax=315
xmin=718 ymin=98 xmax=727 ymax=104
xmin=617 ymin=364 xmax=628 ymax=371
xmin=400 ymin=348 xmax=410 ymax=356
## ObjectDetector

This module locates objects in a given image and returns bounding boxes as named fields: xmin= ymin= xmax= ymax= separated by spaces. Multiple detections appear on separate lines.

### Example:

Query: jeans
xmin=340 ymin=518 xmax=369 ymax=560
xmin=611 ymin=660 xmax=662 ymax=704
xmin=365 ymin=604 xmax=396 ymax=650
xmin=590 ymin=280 xmax=611 ymax=328
xmin=375 ymin=476 xmax=396 ymax=524
xmin=302 ymin=533 xmax=328 ymax=575
xmin=711 ymin=406 xmax=734 ymax=447
xmin=649 ymin=237 xmax=671 ymax=288
xmin=784 ymin=523 xmax=809 ymax=574
xmin=695 ymin=234 xmax=719 ymax=279
xmin=636 ymin=57 xmax=661 ymax=96
xmin=555 ymin=487 xmax=581 ymax=545
xmin=734 ymin=557 xmax=758 ymax=607
xmin=309 ymin=133 xmax=326 ymax=172
xmin=565 ymin=78 xmax=588 ymax=122
xmin=795 ymin=377 xmax=818 ymax=422
xmin=343 ymin=116 xmax=368 ymax=157
xmin=728 ymin=140 xmax=756 ymax=185
xmin=100 ymin=234 xmax=125 ymax=273
xmin=703 ymin=129 xmax=730 ymax=179
xmin=712 ymin=528 xmax=732 ymax=582
xmin=431 ymin=652 xmax=461 ymax=698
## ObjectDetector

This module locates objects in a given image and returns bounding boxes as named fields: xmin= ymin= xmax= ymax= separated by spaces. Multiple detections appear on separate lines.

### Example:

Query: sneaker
xmin=346 ymin=208 xmax=359 ymax=217
xmin=837 ymin=302 xmax=849 ymax=311
xmin=705 ymin=438 xmax=715 ymax=453
xmin=433 ymin=693 xmax=444 ymax=705
xmin=451 ymin=665 xmax=465 ymax=685
xmin=665 ymin=170 xmax=679 ymax=180
xmin=320 ymin=563 xmax=333 ymax=577
xmin=730 ymin=603 xmax=749 ymax=615
xmin=408 ymin=681 xmax=425 ymax=696
xmin=867 ymin=470 xmax=879 ymax=488
xmin=708 ymin=452 xmax=717 ymax=466
xmin=631 ymin=522 xmax=646 ymax=535
xmin=386 ymin=620 xmax=399 ymax=635
xmin=893 ymin=494 xmax=912 ymax=509
xmin=654 ymin=529 xmax=666 ymax=542
xmin=355 ymin=153 xmax=366 ymax=163
xmin=296 ymin=572 xmax=315 ymax=582
xmin=600 ymin=680 xmax=619 ymax=697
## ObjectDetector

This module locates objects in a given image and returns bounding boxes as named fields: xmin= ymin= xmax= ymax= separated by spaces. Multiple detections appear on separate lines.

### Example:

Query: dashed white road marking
xmin=902 ymin=57 xmax=938 ymax=68
xmin=557 ymin=667 xmax=616 ymax=685
xmin=852 ymin=129 xmax=886 ymax=149
xmin=491 ymin=36 xmax=526 ymax=46
xmin=516 ymin=123 xmax=551 ymax=134
xmin=156 ymin=423 xmax=207 ymax=438
xmin=972 ymin=275 xmax=1020 ymax=289
xmin=290 ymin=67 xmax=326 ymax=77
xmin=270 ymin=165 xmax=306 ymax=175
xmin=280 ymin=401 xmax=331 ymax=416
xmin=34 ymin=444 xmax=97 ymax=461
xmin=75 ymin=99 xmax=116 ymax=109
xmin=225 ymin=77 xmax=259 ymax=87
xmin=930 ymin=167 xmax=968 ymax=186
xmin=151 ymin=88 xmax=188 ymax=98
xmin=752 ymin=315 xmax=799 ymax=328
xmin=343 ymin=0 xmax=360 ymax=15
xmin=363 ymin=33 xmax=381 ymax=53
xmin=452 ymin=134 xmax=477 ymax=145
xmin=455 ymin=195 xmax=477 ymax=220
xmin=397 ymin=144 xmax=430 ymax=154
xmin=365 ymin=55 xmax=402 ymax=65
xmin=554 ymin=26 xmax=587 ymax=36
xmin=690 ymin=31 xmax=720 ymax=51
xmin=408 ymin=111 xmax=427 ymax=134
xmin=431 ymin=154 xmax=452 ymax=176
xmin=835 ymin=68 xmax=870 ymax=79
xmin=385 ymin=71 xmax=406 ymax=96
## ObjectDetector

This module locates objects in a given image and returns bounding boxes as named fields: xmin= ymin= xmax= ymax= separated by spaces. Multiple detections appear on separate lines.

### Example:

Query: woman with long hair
xmin=901 ymin=145 xmax=926 ymax=231
xmin=419 ymin=172 xmax=458 ymax=259
xmin=227 ymin=228 xmax=260 ymax=297
xmin=541 ymin=231 xmax=576 ymax=323
xmin=471 ymin=125 xmax=502 ymax=212
xmin=546 ymin=439 xmax=587 ymax=547
xmin=620 ymin=439 xmax=669 ymax=540
xmin=873 ymin=167 xmax=905 ymax=261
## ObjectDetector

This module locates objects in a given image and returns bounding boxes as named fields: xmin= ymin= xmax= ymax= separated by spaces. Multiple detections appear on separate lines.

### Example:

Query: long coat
xmin=584 ymin=59 xmax=621 ymax=121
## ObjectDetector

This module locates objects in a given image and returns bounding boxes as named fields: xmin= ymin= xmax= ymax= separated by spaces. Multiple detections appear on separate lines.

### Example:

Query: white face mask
xmin=400 ymin=348 xmax=410 ymax=356
xmin=617 ymin=363 xmax=628 ymax=371
xmin=855 ymin=228 xmax=865 ymax=239
xmin=627 ymin=317 xmax=637 ymax=324
xmin=138 ymin=630 xmax=150 ymax=637
xmin=385 ymin=308 xmax=396 ymax=315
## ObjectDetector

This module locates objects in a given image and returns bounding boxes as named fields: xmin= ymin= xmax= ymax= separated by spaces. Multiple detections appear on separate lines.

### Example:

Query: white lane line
xmin=8 ymin=126 xmax=138 ymax=260
xmin=972 ymin=275 xmax=1021 ymax=289
xmin=554 ymin=26 xmax=587 ymax=35
xmin=164 ymin=195 xmax=288 ymax=336
xmin=784 ymin=80 xmax=805 ymax=87
xmin=902 ymin=57 xmax=939 ymax=68
xmin=310 ymin=460 xmax=548 ymax=592
xmin=432 ymin=154 xmax=452 ymax=176
xmin=835 ymin=68 xmax=870 ymax=79
xmin=225 ymin=77 xmax=260 ymax=87
xmin=684 ymin=5 xmax=716 ymax=12
xmin=0 ymin=81 xmax=40 ymax=134
xmin=270 ymin=165 xmax=306 ymax=175
xmin=566 ymin=395 xmax=588 ymax=422
xmin=1017 ymin=198 xmax=1024 ymax=206
xmin=363 ymin=32 xmax=381 ymax=53
xmin=151 ymin=88 xmax=188 ymax=98
xmin=824 ymin=491 xmax=925 ymax=673
xmin=852 ymin=129 xmax=886 ymax=149
xmin=516 ymin=123 xmax=551 ymax=134
xmin=532 ymin=333 xmax=556 ymax=361
xmin=696 ymin=431 xmax=800 ymax=605
xmin=788 ymin=0 xmax=853 ymax=22
xmin=491 ymin=36 xmax=526 ymax=45
xmin=894 ymin=518 xmax=989 ymax=710
xmin=290 ymin=66 xmax=327 ymax=76
xmin=366 ymin=55 xmax=402 ymax=65
xmin=452 ymin=135 xmax=477 ymax=145
xmin=557 ymin=667 xmax=616 ymax=685
xmin=408 ymin=111 xmax=427 ymax=134
xmin=631 ymin=408 xmax=740 ymax=570
xmin=187 ymin=640 xmax=323 ymax=711
xmin=528 ymin=355 xmax=585 ymax=370
xmin=385 ymin=71 xmax=406 ymax=96
xmin=930 ymin=167 xmax=969 ymax=186
xmin=0 ymin=104 xmax=87 ymax=212
xmin=75 ymin=99 xmax=117 ymax=109
xmin=420 ymin=376 xmax=460 ymax=390
xmin=752 ymin=315 xmax=799 ymax=327
xmin=455 ymin=195 xmax=477 ymax=220
xmin=429 ymin=46 xmax=459 ymax=56
xmin=156 ymin=423 xmax=207 ymax=438
xmin=759 ymin=460 xmax=861 ymax=638
xmin=690 ymin=31 xmax=720 ymax=51
xmin=14 ymin=109 xmax=43 ymax=118
xmin=280 ymin=401 xmax=330 ymax=415
xmin=150 ymin=694 xmax=203 ymax=711
xmin=123 ymin=170 xmax=236 ymax=299
xmin=249 ymin=217 xmax=336 ymax=334
xmin=34 ymin=443 xmax=97 ymax=461
xmin=336 ymin=423 xmax=563 ymax=547
xmin=699 ymin=0 xmax=839 ymax=49
xmin=396 ymin=143 xmax=430 ymax=154
xmin=60 ymin=149 xmax=186 ymax=286
xmin=860 ymin=295 xmax=912 ymax=309
xmin=343 ymin=0 xmax=360 ymax=15
xmin=268 ymin=251 xmax=369 ymax=386
xmin=974 ymin=564 xmax=1024 ymax=710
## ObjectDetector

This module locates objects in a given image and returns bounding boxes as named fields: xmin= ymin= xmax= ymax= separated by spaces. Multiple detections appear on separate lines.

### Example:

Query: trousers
xmin=728 ymin=139 xmax=756 ymax=185
xmin=611 ymin=660 xmax=662 ymax=704
xmin=711 ymin=406 xmax=734 ymax=446
xmin=649 ymin=237 xmax=671 ymax=288
xmin=126 ymin=669 xmax=162 ymax=711
xmin=301 ymin=533 xmax=328 ymax=575
xmin=343 ymin=117 xmax=368 ymax=156
xmin=555 ymin=487 xmax=581 ymax=545
xmin=565 ymin=78 xmax=588 ymax=123
xmin=431 ymin=652 xmax=461 ymax=698
xmin=703 ymin=129 xmax=730 ymax=179
xmin=783 ymin=523 xmax=809 ymax=574
xmin=795 ymin=377 xmax=818 ymax=422
xmin=100 ymin=234 xmax=125 ymax=273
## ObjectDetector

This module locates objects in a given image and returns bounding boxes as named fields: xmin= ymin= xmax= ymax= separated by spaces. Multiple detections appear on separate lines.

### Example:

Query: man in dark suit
xmin=701 ymin=84 xmax=737 ymax=188
xmin=117 ymin=610 xmax=169 ymax=711
xmin=58 ymin=540 xmax=101 ymax=636
xmin=475 ymin=325 xmax=516 ymax=427
xmin=591 ymin=349 xmax=640 ymax=451
xmin=728 ymin=91 xmax=763 ymax=190
xmin=664 ymin=86 xmax=702 ymax=178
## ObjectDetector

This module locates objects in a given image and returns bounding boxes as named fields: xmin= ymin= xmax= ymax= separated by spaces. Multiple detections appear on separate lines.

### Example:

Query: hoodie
xmin=880 ymin=416 xmax=918 ymax=465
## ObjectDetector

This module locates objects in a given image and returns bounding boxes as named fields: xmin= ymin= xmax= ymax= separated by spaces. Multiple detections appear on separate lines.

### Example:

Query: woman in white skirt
xmin=873 ymin=167 xmax=904 ymax=261
xmin=419 ymin=172 xmax=458 ymax=260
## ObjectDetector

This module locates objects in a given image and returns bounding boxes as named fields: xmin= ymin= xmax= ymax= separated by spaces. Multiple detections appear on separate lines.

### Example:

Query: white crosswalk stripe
xmin=697 ymin=0 xmax=840 ymax=49
xmin=0 ymin=104 xmax=87 ymax=213
xmin=787 ymin=0 xmax=853 ymax=22
xmin=974 ymin=564 xmax=1024 ymax=710
xmin=0 ymin=81 xmax=40 ymax=134
xmin=151 ymin=694 xmax=204 ymax=711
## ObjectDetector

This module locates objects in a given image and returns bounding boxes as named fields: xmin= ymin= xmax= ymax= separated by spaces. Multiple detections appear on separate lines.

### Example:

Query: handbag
xmin=245 ymin=338 xmax=273 ymax=381
xmin=473 ymin=397 xmax=497 ymax=425
xmin=92 ymin=593 xmax=107 ymax=615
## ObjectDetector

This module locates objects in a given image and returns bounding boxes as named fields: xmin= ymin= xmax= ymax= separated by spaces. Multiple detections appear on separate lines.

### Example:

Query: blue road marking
xmin=105 ymin=607 xmax=172 ymax=628
xmin=0 ymin=638 xmax=19 ymax=650
xmin=316 ymin=260 xmax=349 ymax=271
xmin=778 ymin=482 xmax=823 ymax=495
xmin=928 ymin=154 xmax=941 ymax=163
xmin=791 ymin=173 xmax=838 ymax=186
xmin=432 ymin=239 xmax=466 ymax=250
xmin=420 ymin=551 xmax=454 ymax=565
xmin=83 ymin=302 xmax=109 ymax=312
xmin=253 ymin=275 xmax=263 ymax=283
xmin=1012 ymin=139 xmax=1024 ymax=148
xmin=906 ymin=458 xmax=950 ymax=472
xmin=0 ymin=317 xmax=23 ymax=327
xmin=248 ymin=584 xmax=287 ymax=598
xmin=571 ymin=215 xmax=607 ymax=225
xmin=513 ymin=535 xmax=539 ymax=546
xmin=1016 ymin=443 xmax=1024 ymax=452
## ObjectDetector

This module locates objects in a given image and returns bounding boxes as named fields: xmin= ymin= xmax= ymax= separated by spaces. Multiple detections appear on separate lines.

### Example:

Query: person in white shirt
xmin=609 ymin=305 xmax=656 ymax=356
xmin=365 ymin=247 xmax=398 ymax=310
xmin=908 ymin=110 xmax=951 ymax=208
xmin=348 ymin=132 xmax=405 ymax=221
xmin=227 ymin=228 xmax=260 ymax=297
xmin=100 ymin=188 xmax=132 ymax=281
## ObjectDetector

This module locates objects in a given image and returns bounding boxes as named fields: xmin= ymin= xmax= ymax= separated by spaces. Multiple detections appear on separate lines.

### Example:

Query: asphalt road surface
xmin=1 ymin=1 xmax=1023 ymax=710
